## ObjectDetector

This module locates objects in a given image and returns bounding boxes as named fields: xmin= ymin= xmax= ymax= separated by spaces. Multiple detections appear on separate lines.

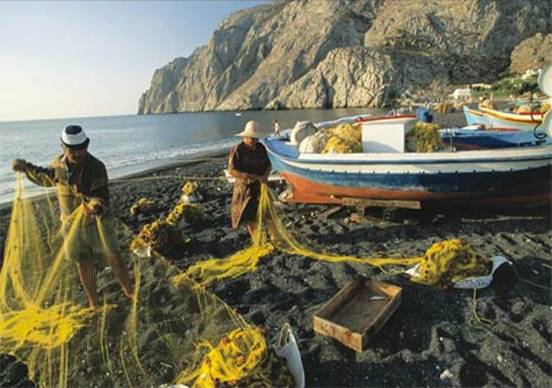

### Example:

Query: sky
xmin=0 ymin=0 xmax=264 ymax=122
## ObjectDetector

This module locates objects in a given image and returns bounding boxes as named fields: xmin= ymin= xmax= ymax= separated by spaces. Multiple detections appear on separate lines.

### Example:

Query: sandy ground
xmin=1 ymin=111 xmax=551 ymax=387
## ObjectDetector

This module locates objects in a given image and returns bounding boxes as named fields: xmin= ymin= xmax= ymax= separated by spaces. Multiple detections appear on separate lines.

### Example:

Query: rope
xmin=471 ymin=288 xmax=493 ymax=328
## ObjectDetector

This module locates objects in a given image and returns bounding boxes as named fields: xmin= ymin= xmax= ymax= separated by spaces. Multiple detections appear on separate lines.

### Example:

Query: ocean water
xmin=0 ymin=108 xmax=383 ymax=204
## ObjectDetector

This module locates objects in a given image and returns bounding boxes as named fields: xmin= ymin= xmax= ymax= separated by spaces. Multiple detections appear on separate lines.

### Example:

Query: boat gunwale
xmin=476 ymin=106 xmax=543 ymax=124
xmin=264 ymin=138 xmax=552 ymax=166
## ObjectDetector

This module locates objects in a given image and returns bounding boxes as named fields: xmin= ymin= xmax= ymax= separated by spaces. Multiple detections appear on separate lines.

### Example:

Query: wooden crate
xmin=313 ymin=276 xmax=402 ymax=352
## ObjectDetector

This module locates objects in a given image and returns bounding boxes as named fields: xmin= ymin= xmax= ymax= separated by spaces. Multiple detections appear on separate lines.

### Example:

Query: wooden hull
xmin=281 ymin=170 xmax=551 ymax=207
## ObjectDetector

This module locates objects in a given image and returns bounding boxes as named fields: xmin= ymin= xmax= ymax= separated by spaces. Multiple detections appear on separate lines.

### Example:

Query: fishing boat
xmin=264 ymin=115 xmax=551 ymax=208
xmin=463 ymin=105 xmax=546 ymax=132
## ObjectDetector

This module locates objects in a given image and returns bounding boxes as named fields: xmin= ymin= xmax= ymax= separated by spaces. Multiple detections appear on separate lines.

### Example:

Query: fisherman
xmin=272 ymin=120 xmax=281 ymax=136
xmin=12 ymin=125 xmax=133 ymax=308
xmin=228 ymin=121 xmax=271 ymax=240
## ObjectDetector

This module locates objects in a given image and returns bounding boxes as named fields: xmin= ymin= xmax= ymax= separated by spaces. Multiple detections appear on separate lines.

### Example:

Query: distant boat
xmin=463 ymin=105 xmax=545 ymax=132
xmin=264 ymin=115 xmax=551 ymax=208
xmin=235 ymin=113 xmax=242 ymax=117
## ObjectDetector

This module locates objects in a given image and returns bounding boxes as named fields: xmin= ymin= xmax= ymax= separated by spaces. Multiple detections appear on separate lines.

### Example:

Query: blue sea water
xmin=0 ymin=108 xmax=382 ymax=204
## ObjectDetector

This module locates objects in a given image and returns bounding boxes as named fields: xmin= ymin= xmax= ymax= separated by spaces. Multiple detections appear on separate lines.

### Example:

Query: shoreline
xmin=0 ymin=147 xmax=233 ymax=212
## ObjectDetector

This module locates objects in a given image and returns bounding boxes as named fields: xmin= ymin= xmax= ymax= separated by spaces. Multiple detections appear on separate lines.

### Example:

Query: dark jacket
xmin=24 ymin=153 xmax=109 ymax=223
xmin=228 ymin=142 xmax=271 ymax=228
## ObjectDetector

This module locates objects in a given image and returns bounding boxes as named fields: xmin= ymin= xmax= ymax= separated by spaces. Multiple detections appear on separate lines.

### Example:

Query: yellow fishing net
xmin=406 ymin=122 xmax=442 ymax=152
xmin=321 ymin=124 xmax=363 ymax=154
xmin=130 ymin=191 xmax=204 ymax=256
xmin=174 ymin=184 xmax=424 ymax=287
xmin=410 ymin=239 xmax=490 ymax=288
xmin=129 ymin=197 xmax=156 ymax=215
xmin=1 ymin=171 xmax=487 ymax=387
xmin=0 ymin=175 xmax=289 ymax=387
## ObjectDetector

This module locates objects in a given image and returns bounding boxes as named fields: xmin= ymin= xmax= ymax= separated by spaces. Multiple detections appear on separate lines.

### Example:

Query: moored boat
xmin=264 ymin=115 xmax=551 ymax=208
xmin=463 ymin=105 xmax=546 ymax=132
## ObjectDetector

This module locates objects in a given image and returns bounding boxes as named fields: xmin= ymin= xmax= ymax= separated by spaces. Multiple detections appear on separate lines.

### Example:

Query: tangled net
xmin=322 ymin=124 xmax=363 ymax=154
xmin=410 ymin=239 xmax=490 ymax=288
xmin=406 ymin=122 xmax=442 ymax=152
xmin=0 ymin=175 xmax=288 ymax=387
xmin=174 ymin=184 xmax=425 ymax=287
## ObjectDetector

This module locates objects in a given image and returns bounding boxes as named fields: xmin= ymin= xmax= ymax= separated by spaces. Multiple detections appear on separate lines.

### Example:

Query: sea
xmin=0 ymin=108 xmax=384 ymax=205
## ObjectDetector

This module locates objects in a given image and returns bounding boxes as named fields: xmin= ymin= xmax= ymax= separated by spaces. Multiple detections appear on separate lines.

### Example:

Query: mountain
xmin=138 ymin=0 xmax=552 ymax=114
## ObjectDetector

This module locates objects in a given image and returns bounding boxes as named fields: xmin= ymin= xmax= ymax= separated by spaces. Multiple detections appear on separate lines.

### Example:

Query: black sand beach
xmin=1 ymin=112 xmax=551 ymax=387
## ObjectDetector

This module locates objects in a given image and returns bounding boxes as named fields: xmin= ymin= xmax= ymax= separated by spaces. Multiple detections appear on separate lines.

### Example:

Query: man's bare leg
xmin=77 ymin=261 xmax=99 ymax=308
xmin=106 ymin=254 xmax=134 ymax=300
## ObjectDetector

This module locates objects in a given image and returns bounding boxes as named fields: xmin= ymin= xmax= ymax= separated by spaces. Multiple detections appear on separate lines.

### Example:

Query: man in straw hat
xmin=12 ymin=125 xmax=134 ymax=308
xmin=228 ymin=120 xmax=271 ymax=240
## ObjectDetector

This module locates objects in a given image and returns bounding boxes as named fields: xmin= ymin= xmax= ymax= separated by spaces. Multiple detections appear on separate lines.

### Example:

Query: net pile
xmin=410 ymin=239 xmax=490 ymax=288
xmin=406 ymin=122 xmax=442 ymax=152
xmin=0 ymin=175 xmax=285 ymax=387
xmin=321 ymin=124 xmax=363 ymax=154
xmin=174 ymin=184 xmax=424 ymax=287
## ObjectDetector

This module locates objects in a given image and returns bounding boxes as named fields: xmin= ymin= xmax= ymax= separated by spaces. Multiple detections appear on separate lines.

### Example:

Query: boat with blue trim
xmin=463 ymin=105 xmax=546 ymax=132
xmin=264 ymin=115 xmax=551 ymax=208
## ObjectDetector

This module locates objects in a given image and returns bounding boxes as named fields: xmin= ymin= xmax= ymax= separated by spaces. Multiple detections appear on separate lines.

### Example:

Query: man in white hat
xmin=12 ymin=125 xmax=134 ymax=308
xmin=228 ymin=120 xmax=271 ymax=239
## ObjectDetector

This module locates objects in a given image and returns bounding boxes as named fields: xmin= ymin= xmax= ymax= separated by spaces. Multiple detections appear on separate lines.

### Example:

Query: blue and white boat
xmin=463 ymin=105 xmax=546 ymax=132
xmin=264 ymin=115 xmax=551 ymax=208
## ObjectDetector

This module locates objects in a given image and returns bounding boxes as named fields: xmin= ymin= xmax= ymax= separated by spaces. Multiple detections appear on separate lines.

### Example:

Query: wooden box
xmin=313 ymin=276 xmax=402 ymax=352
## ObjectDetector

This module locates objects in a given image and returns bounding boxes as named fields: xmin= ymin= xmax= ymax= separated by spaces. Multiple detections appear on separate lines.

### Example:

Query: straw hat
xmin=236 ymin=120 xmax=264 ymax=138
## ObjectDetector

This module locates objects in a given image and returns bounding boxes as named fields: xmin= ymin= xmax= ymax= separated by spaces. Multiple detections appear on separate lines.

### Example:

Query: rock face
xmin=510 ymin=33 xmax=552 ymax=73
xmin=138 ymin=0 xmax=552 ymax=114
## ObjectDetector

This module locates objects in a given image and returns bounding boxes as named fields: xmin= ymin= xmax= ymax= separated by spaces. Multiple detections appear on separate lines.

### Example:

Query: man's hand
xmin=12 ymin=159 xmax=28 ymax=173
xmin=83 ymin=199 xmax=102 ymax=216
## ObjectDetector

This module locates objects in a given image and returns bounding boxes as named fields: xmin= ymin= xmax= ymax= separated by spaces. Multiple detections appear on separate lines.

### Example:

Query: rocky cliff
xmin=138 ymin=0 xmax=552 ymax=114
xmin=510 ymin=33 xmax=552 ymax=73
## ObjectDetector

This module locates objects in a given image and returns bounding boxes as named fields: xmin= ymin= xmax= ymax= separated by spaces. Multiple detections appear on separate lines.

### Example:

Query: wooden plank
xmin=319 ymin=206 xmax=343 ymax=221
xmin=370 ymin=279 xmax=402 ymax=298
xmin=313 ymin=316 xmax=363 ymax=352
xmin=340 ymin=197 xmax=421 ymax=210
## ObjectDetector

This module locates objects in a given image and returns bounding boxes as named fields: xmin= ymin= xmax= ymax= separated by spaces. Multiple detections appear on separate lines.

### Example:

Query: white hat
xmin=61 ymin=125 xmax=89 ymax=149
xmin=236 ymin=120 xmax=264 ymax=138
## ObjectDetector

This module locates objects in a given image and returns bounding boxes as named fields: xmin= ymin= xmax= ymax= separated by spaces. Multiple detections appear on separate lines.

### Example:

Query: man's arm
xmin=259 ymin=160 xmax=272 ymax=184
xmin=12 ymin=159 xmax=56 ymax=187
